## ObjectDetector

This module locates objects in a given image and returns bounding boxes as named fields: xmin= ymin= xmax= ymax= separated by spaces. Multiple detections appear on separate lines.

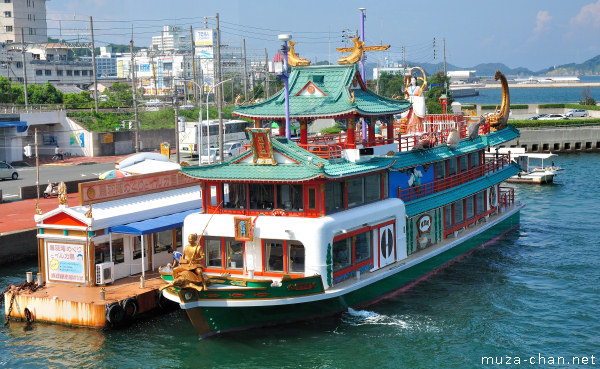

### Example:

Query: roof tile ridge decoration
xmin=271 ymin=138 xmax=329 ymax=168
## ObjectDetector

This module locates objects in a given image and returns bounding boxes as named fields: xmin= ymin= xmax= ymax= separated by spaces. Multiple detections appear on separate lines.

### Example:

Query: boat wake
xmin=341 ymin=308 xmax=409 ymax=328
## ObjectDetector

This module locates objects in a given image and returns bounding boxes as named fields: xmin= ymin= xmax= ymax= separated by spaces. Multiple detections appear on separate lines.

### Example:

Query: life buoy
xmin=272 ymin=209 xmax=286 ymax=216
xmin=105 ymin=302 xmax=125 ymax=326
xmin=121 ymin=297 xmax=138 ymax=319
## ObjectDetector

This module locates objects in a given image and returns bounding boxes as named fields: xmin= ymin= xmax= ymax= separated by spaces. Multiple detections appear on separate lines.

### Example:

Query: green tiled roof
xmin=180 ymin=138 xmax=394 ymax=182
xmin=404 ymin=163 xmax=521 ymax=217
xmin=391 ymin=125 xmax=520 ymax=170
xmin=233 ymin=64 xmax=410 ymax=119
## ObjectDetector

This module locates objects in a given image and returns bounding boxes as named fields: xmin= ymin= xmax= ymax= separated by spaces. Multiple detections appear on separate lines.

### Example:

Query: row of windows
xmin=35 ymin=69 xmax=93 ymax=77
xmin=325 ymin=173 xmax=387 ymax=213
xmin=94 ymin=229 xmax=183 ymax=265
xmin=202 ymin=237 xmax=305 ymax=275
xmin=435 ymin=151 xmax=481 ymax=179
xmin=444 ymin=191 xmax=487 ymax=231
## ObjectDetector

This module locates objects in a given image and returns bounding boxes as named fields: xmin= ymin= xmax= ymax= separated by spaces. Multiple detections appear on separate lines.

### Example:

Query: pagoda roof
xmin=233 ymin=64 xmax=411 ymax=119
xmin=180 ymin=138 xmax=395 ymax=182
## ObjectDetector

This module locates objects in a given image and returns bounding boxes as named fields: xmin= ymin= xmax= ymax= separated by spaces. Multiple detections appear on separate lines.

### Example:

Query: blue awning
xmin=108 ymin=208 xmax=201 ymax=235
xmin=0 ymin=121 xmax=28 ymax=133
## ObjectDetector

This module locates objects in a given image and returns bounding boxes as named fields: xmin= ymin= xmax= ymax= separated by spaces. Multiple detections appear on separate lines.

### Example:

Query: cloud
xmin=533 ymin=10 xmax=552 ymax=35
xmin=570 ymin=0 xmax=600 ymax=29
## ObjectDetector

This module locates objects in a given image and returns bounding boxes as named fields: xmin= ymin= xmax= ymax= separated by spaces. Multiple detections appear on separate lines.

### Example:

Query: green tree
xmin=376 ymin=72 xmax=405 ymax=98
xmin=251 ymin=83 xmax=264 ymax=99
xmin=28 ymin=82 xmax=63 ymax=104
xmin=103 ymin=82 xmax=133 ymax=107
xmin=425 ymin=72 xmax=453 ymax=114
xmin=64 ymin=91 xmax=93 ymax=108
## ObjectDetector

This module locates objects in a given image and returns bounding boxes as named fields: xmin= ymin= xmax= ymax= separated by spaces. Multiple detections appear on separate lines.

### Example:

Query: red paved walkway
xmin=0 ymin=193 xmax=80 ymax=234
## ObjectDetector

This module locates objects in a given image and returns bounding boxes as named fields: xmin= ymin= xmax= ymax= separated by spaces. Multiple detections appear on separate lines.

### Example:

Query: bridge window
xmin=288 ymin=242 xmax=305 ymax=273
xmin=460 ymin=155 xmax=468 ymax=172
xmin=325 ymin=181 xmax=345 ymax=213
xmin=435 ymin=161 xmax=446 ymax=179
xmin=454 ymin=199 xmax=464 ymax=224
xmin=205 ymin=237 xmax=222 ymax=268
xmin=223 ymin=183 xmax=246 ymax=209
xmin=249 ymin=183 xmax=274 ymax=210
xmin=347 ymin=177 xmax=364 ymax=208
xmin=365 ymin=173 xmax=381 ymax=202
xmin=476 ymin=191 xmax=485 ymax=215
xmin=276 ymin=184 xmax=303 ymax=211
xmin=264 ymin=240 xmax=284 ymax=272
xmin=466 ymin=196 xmax=474 ymax=220
xmin=226 ymin=239 xmax=244 ymax=269
xmin=444 ymin=205 xmax=453 ymax=230
xmin=448 ymin=157 xmax=457 ymax=176
xmin=333 ymin=238 xmax=352 ymax=272
xmin=471 ymin=151 xmax=480 ymax=167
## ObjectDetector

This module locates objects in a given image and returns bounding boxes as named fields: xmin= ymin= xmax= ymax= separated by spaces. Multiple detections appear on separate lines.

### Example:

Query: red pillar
xmin=346 ymin=117 xmax=356 ymax=149
xmin=387 ymin=115 xmax=394 ymax=143
xmin=300 ymin=119 xmax=308 ymax=145
xmin=253 ymin=118 xmax=260 ymax=128
xmin=278 ymin=119 xmax=286 ymax=137
xmin=368 ymin=116 xmax=375 ymax=146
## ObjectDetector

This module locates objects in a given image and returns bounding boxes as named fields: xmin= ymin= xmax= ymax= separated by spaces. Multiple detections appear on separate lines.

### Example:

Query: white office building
xmin=0 ymin=0 xmax=48 ymax=44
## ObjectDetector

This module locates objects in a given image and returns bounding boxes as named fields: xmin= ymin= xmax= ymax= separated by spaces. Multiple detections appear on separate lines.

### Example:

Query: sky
xmin=46 ymin=0 xmax=600 ymax=72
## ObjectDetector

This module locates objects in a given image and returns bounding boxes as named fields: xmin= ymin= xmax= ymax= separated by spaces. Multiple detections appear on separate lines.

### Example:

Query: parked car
xmin=0 ymin=161 xmax=18 ymax=180
xmin=538 ymin=114 xmax=569 ymax=120
xmin=223 ymin=141 xmax=245 ymax=157
xmin=200 ymin=148 xmax=220 ymax=164
xmin=529 ymin=114 xmax=548 ymax=120
xmin=565 ymin=109 xmax=588 ymax=117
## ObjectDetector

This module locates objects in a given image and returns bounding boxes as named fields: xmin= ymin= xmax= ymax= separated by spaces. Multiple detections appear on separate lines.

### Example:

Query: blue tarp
xmin=0 ymin=121 xmax=28 ymax=133
xmin=108 ymin=208 xmax=201 ymax=235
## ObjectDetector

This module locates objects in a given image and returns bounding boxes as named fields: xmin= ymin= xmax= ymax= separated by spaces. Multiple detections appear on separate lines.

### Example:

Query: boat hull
xmin=505 ymin=172 xmax=554 ymax=184
xmin=176 ymin=209 xmax=521 ymax=337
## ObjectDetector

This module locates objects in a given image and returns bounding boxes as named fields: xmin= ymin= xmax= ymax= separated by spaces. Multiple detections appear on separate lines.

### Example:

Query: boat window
xmin=460 ymin=155 xmax=469 ymax=172
xmin=332 ymin=238 xmax=352 ymax=272
xmin=444 ymin=205 xmax=453 ymax=230
xmin=223 ymin=183 xmax=247 ymax=209
xmin=209 ymin=185 xmax=218 ymax=206
xmin=466 ymin=196 xmax=475 ymax=220
xmin=448 ymin=158 xmax=457 ymax=176
xmin=471 ymin=151 xmax=480 ymax=167
xmin=365 ymin=174 xmax=381 ymax=202
xmin=476 ymin=191 xmax=485 ymax=215
xmin=226 ymin=239 xmax=244 ymax=269
xmin=307 ymin=187 xmax=317 ymax=210
xmin=249 ymin=183 xmax=274 ymax=210
xmin=454 ymin=200 xmax=464 ymax=225
xmin=265 ymin=240 xmax=284 ymax=272
xmin=205 ymin=238 xmax=223 ymax=267
xmin=277 ymin=184 xmax=303 ymax=211
xmin=383 ymin=173 xmax=389 ymax=199
xmin=347 ymin=177 xmax=364 ymax=208
xmin=153 ymin=229 xmax=173 ymax=254
xmin=288 ymin=242 xmax=305 ymax=273
xmin=435 ymin=161 xmax=446 ymax=179
xmin=354 ymin=231 xmax=371 ymax=263
xmin=325 ymin=181 xmax=345 ymax=213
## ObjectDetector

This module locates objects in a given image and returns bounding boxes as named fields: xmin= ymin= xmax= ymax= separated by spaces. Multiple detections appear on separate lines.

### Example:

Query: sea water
xmin=1 ymin=153 xmax=599 ymax=368
xmin=454 ymin=75 xmax=600 ymax=105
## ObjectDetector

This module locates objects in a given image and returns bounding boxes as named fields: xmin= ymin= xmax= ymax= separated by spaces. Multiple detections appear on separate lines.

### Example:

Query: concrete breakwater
xmin=504 ymin=125 xmax=600 ymax=152
xmin=480 ymin=82 xmax=600 ymax=89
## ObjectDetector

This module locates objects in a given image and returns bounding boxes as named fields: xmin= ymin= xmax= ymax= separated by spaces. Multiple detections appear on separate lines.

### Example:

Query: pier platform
xmin=3 ymin=271 xmax=170 ymax=328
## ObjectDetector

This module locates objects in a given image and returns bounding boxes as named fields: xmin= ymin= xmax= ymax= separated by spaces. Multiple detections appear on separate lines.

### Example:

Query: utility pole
xmin=443 ymin=37 xmax=447 ymax=94
xmin=216 ymin=12 xmax=223 ymax=163
xmin=90 ymin=16 xmax=99 ymax=113
xmin=130 ymin=26 xmax=139 ymax=152
xmin=264 ymin=48 xmax=269 ymax=98
xmin=173 ymin=83 xmax=180 ymax=163
xmin=183 ymin=57 xmax=188 ymax=101
xmin=242 ymin=39 xmax=248 ymax=100
xmin=376 ymin=58 xmax=380 ymax=93
xmin=190 ymin=25 xmax=198 ymax=106
xmin=34 ymin=127 xmax=39 ymax=201
xmin=20 ymin=28 xmax=28 ymax=109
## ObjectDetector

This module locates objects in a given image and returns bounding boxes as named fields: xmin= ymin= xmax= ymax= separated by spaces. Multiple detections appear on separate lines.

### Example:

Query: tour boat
xmin=159 ymin=47 xmax=522 ymax=337
xmin=496 ymin=148 xmax=563 ymax=184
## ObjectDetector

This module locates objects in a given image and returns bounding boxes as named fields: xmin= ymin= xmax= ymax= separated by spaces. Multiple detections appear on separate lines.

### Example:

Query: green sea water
xmin=1 ymin=153 xmax=599 ymax=368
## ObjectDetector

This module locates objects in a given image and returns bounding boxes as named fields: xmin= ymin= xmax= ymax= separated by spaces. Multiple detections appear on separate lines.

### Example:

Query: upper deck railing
xmin=398 ymin=154 xmax=511 ymax=202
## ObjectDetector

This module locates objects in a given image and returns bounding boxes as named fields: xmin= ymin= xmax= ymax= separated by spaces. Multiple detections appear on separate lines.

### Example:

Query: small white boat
xmin=496 ymin=148 xmax=563 ymax=184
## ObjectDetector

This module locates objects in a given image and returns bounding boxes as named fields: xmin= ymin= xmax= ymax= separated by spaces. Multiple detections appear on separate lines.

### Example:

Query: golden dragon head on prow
xmin=487 ymin=70 xmax=510 ymax=132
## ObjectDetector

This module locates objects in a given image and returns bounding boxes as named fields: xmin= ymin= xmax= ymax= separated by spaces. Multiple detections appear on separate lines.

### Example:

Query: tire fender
xmin=105 ymin=302 xmax=125 ymax=326
xmin=121 ymin=297 xmax=138 ymax=318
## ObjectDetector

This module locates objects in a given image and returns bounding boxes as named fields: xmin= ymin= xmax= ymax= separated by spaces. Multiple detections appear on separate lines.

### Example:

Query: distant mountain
xmin=537 ymin=55 xmax=600 ymax=76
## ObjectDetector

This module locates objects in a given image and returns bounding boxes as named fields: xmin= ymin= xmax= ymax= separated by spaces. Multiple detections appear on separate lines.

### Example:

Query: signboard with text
xmin=46 ymin=241 xmax=86 ymax=283
xmin=78 ymin=170 xmax=200 ymax=205
xmin=195 ymin=29 xmax=217 ymax=46
xmin=248 ymin=128 xmax=277 ymax=165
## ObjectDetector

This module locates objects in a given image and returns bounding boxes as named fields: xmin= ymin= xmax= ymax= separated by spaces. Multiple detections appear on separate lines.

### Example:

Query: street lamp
xmin=278 ymin=34 xmax=292 ymax=140
xmin=205 ymin=78 xmax=232 ymax=164
xmin=359 ymin=8 xmax=367 ymax=143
